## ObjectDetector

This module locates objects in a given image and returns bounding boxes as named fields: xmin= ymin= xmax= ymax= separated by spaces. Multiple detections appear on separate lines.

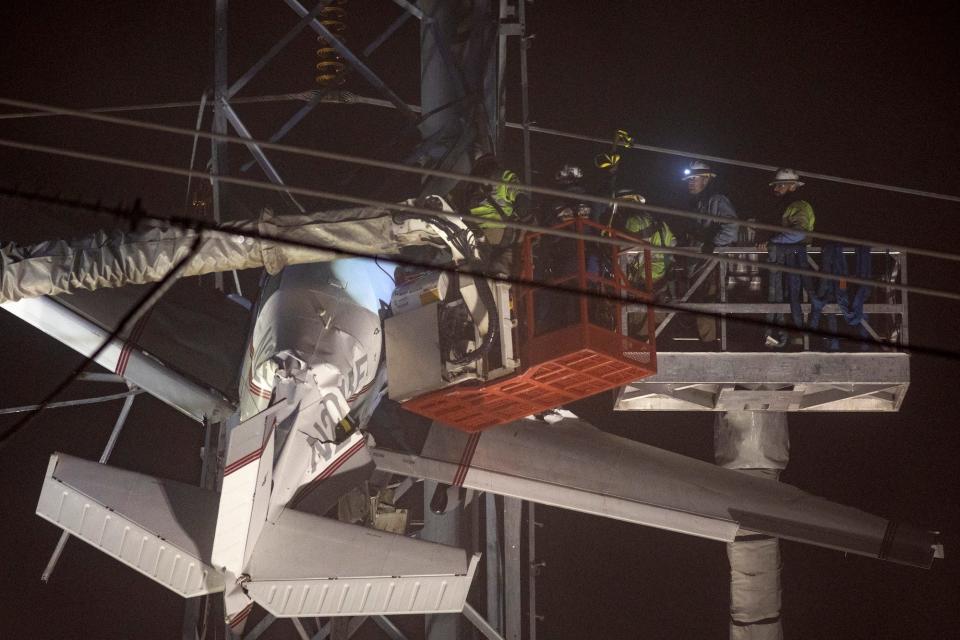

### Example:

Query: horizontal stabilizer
xmin=36 ymin=453 xmax=225 ymax=597
xmin=371 ymin=418 xmax=938 ymax=568
xmin=245 ymin=509 xmax=479 ymax=617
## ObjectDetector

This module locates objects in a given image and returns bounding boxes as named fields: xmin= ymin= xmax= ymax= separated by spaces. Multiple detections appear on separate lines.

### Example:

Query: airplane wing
xmin=244 ymin=508 xmax=480 ymax=618
xmin=35 ymin=452 xmax=225 ymax=597
xmin=54 ymin=281 xmax=249 ymax=402
xmin=1 ymin=280 xmax=245 ymax=422
xmin=370 ymin=417 xmax=938 ymax=568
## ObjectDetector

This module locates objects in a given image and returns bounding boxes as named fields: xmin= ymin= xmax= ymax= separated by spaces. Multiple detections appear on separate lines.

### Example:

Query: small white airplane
xmin=0 ymin=200 xmax=940 ymax=635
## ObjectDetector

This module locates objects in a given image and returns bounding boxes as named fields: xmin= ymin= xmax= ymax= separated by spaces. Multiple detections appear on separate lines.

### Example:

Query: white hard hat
xmin=614 ymin=187 xmax=646 ymax=203
xmin=555 ymin=163 xmax=584 ymax=182
xmin=682 ymin=160 xmax=716 ymax=180
xmin=769 ymin=168 xmax=804 ymax=186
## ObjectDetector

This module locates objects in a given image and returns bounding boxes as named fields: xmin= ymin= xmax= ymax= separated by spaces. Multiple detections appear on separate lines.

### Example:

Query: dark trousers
xmin=809 ymin=244 xmax=872 ymax=349
xmin=765 ymin=243 xmax=819 ymax=342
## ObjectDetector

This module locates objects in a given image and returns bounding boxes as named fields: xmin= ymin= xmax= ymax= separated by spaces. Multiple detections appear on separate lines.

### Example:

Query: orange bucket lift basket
xmin=403 ymin=218 xmax=658 ymax=431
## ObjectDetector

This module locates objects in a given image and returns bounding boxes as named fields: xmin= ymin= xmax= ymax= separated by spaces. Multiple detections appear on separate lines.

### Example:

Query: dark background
xmin=1 ymin=2 xmax=958 ymax=638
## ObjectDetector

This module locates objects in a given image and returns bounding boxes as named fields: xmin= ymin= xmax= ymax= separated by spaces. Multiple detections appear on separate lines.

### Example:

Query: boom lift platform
xmin=386 ymin=219 xmax=658 ymax=431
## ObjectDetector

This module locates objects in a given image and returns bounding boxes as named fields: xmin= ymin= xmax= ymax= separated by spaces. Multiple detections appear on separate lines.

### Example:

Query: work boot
xmin=764 ymin=332 xmax=787 ymax=349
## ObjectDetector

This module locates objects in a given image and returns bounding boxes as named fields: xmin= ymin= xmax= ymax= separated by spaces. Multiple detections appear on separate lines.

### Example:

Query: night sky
xmin=1 ymin=2 xmax=958 ymax=639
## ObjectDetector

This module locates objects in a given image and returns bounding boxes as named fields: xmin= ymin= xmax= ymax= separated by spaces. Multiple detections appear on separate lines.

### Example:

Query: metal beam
xmin=243 ymin=614 xmax=276 ymax=640
xmin=495 ymin=0 xmax=513 ymax=153
xmin=183 ymin=91 xmax=208 ymax=216
xmin=517 ymin=0 xmax=532 ymax=186
xmin=797 ymin=384 xmax=901 ymax=410
xmin=899 ymin=253 xmax=910 ymax=346
xmin=307 ymin=615 xmax=368 ymax=640
xmin=211 ymin=0 xmax=229 ymax=292
xmin=625 ymin=351 xmax=910 ymax=384
xmin=422 ymin=479 xmax=464 ymax=640
xmin=463 ymin=603 xmax=507 ymax=640
xmin=654 ymin=258 xmax=717 ymax=337
xmin=0 ymin=388 xmax=142 ymax=415
xmin=363 ymin=10 xmax=414 ymax=57
xmin=528 ymin=502 xmax=539 ymax=640
xmin=503 ymin=497 xmax=522 ymax=640
xmin=41 ymin=386 xmax=136 ymax=582
xmin=292 ymin=618 xmax=312 ymax=640
xmin=389 ymin=0 xmax=425 ymax=21
xmin=239 ymin=93 xmax=328 ymax=172
xmin=372 ymin=616 xmax=408 ymax=640
xmin=75 ymin=372 xmax=126 ymax=383
xmin=238 ymin=11 xmax=414 ymax=168
xmin=485 ymin=492 xmax=503 ymax=633
xmin=644 ymin=303 xmax=904 ymax=314
xmin=229 ymin=1 xmax=334 ymax=98
xmin=616 ymin=352 xmax=910 ymax=412
xmin=221 ymin=101 xmax=305 ymax=212
xmin=283 ymin=0 xmax=418 ymax=122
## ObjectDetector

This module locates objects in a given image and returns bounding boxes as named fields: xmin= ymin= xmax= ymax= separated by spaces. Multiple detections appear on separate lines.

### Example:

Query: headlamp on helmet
xmin=682 ymin=160 xmax=716 ymax=180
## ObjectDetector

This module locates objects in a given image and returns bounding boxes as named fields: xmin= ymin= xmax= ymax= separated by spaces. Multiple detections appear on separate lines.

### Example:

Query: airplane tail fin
xmin=244 ymin=508 xmax=480 ymax=617
xmin=36 ymin=453 xmax=225 ymax=597
xmin=213 ymin=403 xmax=280 ymax=574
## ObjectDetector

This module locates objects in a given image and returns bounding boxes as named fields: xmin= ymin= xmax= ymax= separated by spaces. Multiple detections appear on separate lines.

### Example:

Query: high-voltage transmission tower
xmin=194 ymin=2 xmax=915 ymax=640
xmin=196 ymin=1 xmax=534 ymax=639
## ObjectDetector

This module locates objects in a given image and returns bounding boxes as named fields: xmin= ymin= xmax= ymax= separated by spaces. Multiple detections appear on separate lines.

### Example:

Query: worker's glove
xmin=701 ymin=241 xmax=715 ymax=255
xmin=594 ymin=152 xmax=621 ymax=172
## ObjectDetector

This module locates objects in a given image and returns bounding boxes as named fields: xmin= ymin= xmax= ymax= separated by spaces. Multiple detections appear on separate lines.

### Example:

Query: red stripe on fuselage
xmin=223 ymin=416 xmax=277 ymax=476
xmin=223 ymin=448 xmax=264 ymax=477
xmin=229 ymin=603 xmax=253 ymax=627
xmin=289 ymin=437 xmax=366 ymax=507
xmin=247 ymin=367 xmax=272 ymax=400
xmin=347 ymin=378 xmax=375 ymax=403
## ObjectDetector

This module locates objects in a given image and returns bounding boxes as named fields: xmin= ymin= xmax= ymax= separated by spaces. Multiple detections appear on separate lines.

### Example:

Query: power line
xmin=1 ymin=96 xmax=959 ymax=265
xmin=0 ymin=137 xmax=956 ymax=304
xmin=340 ymin=93 xmax=960 ymax=204
xmin=2 ymin=186 xmax=955 ymax=364
xmin=504 ymin=123 xmax=960 ymax=204
xmin=6 ymin=92 xmax=955 ymax=204
xmin=0 ymin=91 xmax=317 ymax=120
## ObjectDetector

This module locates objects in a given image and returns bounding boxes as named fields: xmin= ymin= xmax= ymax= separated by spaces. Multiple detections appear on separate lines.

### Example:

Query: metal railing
xmin=622 ymin=246 xmax=908 ymax=352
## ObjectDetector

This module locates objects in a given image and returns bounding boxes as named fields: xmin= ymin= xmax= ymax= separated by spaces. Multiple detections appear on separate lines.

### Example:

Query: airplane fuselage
xmin=238 ymin=259 xmax=395 ymax=517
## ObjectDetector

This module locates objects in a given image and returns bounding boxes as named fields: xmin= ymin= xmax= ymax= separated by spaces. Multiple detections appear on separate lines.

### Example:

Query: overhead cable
xmin=503 ymin=123 xmax=960 ymax=204
xmin=1 ymin=138 xmax=956 ymax=303
xmin=2 ymin=93 xmax=959 ymax=203
xmin=344 ymin=92 xmax=960 ymax=204
xmin=3 ymin=186 xmax=955 ymax=364
xmin=1 ymin=97 xmax=958 ymax=266
xmin=0 ymin=92 xmax=318 ymax=120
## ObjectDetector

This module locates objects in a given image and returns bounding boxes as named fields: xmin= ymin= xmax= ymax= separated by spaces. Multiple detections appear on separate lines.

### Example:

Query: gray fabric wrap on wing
xmin=0 ymin=207 xmax=410 ymax=303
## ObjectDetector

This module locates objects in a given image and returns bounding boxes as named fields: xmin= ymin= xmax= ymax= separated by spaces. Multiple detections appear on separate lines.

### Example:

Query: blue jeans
xmin=765 ymin=244 xmax=819 ymax=343
xmin=809 ymin=244 xmax=848 ymax=350
xmin=809 ymin=244 xmax=872 ymax=349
